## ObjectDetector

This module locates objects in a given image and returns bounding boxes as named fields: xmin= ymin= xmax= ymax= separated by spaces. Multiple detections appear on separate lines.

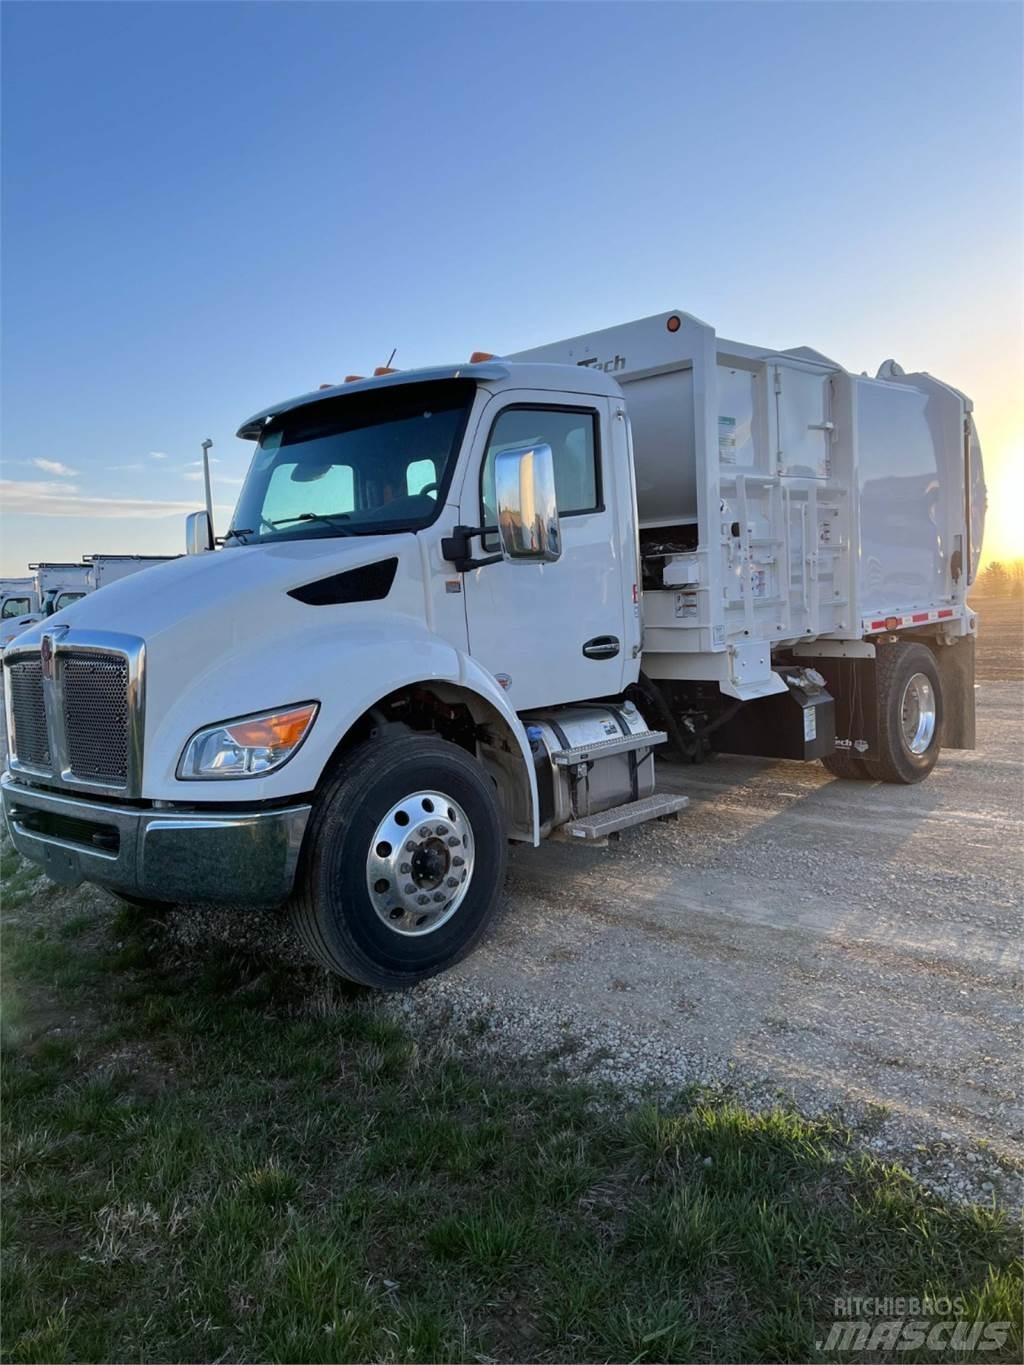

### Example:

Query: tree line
xmin=972 ymin=559 xmax=1024 ymax=597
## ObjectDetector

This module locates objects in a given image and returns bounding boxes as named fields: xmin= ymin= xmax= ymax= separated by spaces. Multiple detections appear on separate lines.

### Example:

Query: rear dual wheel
xmin=821 ymin=641 xmax=943 ymax=785
xmin=290 ymin=732 xmax=506 ymax=989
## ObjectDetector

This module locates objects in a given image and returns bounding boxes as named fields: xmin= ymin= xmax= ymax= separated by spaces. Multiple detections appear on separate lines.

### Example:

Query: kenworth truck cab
xmin=2 ymin=311 xmax=984 ymax=988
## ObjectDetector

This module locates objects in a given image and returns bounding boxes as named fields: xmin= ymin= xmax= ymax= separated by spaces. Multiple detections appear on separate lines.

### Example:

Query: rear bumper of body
xmin=1 ymin=774 xmax=310 ymax=907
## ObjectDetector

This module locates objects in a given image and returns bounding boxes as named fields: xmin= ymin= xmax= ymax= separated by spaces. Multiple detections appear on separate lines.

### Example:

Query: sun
xmin=980 ymin=433 xmax=1024 ymax=567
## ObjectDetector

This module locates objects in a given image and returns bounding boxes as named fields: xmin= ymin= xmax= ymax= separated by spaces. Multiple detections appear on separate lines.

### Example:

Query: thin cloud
xmin=32 ymin=458 xmax=78 ymax=477
xmin=149 ymin=451 xmax=168 ymax=460
xmin=106 ymin=463 xmax=145 ymax=472
xmin=185 ymin=457 xmax=220 ymax=466
xmin=1 ymin=479 xmax=199 ymax=520
xmin=185 ymin=470 xmax=242 ymax=484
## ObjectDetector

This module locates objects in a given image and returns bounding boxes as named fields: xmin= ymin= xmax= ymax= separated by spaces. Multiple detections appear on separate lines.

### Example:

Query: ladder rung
xmin=564 ymin=792 xmax=689 ymax=840
xmin=550 ymin=730 xmax=668 ymax=766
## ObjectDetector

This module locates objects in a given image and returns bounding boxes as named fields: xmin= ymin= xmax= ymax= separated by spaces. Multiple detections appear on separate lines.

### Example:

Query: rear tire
xmin=290 ymin=732 xmax=507 ymax=989
xmin=863 ymin=642 xmax=943 ymax=784
xmin=821 ymin=750 xmax=872 ymax=780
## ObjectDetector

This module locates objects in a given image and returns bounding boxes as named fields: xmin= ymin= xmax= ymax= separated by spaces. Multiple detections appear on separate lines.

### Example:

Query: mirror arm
xmin=441 ymin=525 xmax=502 ymax=573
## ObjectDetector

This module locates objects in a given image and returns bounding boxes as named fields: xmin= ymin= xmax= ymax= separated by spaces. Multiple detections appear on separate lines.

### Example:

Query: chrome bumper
xmin=1 ymin=774 xmax=311 ymax=908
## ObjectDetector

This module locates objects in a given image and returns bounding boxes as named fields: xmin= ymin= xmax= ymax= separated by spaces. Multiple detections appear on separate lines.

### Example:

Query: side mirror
xmin=185 ymin=510 xmax=214 ymax=555
xmin=493 ymin=443 xmax=562 ymax=564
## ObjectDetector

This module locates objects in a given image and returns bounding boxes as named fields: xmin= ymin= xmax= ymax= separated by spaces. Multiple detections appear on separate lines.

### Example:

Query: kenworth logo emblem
xmin=40 ymin=627 xmax=68 ymax=679
xmin=576 ymin=354 xmax=626 ymax=373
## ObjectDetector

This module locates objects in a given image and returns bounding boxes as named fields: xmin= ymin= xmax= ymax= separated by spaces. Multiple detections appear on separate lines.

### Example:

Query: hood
xmin=12 ymin=534 xmax=417 ymax=653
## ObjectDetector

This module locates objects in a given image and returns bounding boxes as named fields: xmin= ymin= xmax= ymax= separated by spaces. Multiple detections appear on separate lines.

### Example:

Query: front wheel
xmin=290 ymin=733 xmax=507 ymax=988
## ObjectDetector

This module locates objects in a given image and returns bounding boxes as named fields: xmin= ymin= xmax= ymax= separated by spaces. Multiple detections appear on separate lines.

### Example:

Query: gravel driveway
xmin=389 ymin=666 xmax=1023 ymax=1209
xmin=159 ymin=607 xmax=1023 ymax=1208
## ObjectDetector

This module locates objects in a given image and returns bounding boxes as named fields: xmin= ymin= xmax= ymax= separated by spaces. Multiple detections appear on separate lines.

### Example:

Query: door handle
xmin=582 ymin=635 xmax=620 ymax=660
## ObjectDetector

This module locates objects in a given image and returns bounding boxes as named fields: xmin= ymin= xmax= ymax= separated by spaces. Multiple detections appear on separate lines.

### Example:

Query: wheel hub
xmin=366 ymin=790 xmax=474 ymax=936
xmin=410 ymin=840 xmax=449 ymax=889
xmin=900 ymin=672 xmax=937 ymax=755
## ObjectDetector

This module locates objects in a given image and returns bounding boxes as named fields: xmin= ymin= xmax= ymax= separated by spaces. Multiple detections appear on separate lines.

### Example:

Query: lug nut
xmin=417 ymin=894 xmax=430 ymax=906
xmin=433 ymin=892 xmax=445 ymax=902
xmin=447 ymin=837 xmax=460 ymax=848
xmin=404 ymin=884 xmax=415 ymax=895
xmin=405 ymin=842 xmax=416 ymax=853
xmin=452 ymin=855 xmax=464 ymax=867
xmin=436 ymin=825 xmax=449 ymax=836
xmin=400 ymin=862 xmax=411 ymax=874
xmin=447 ymin=877 xmax=458 ymax=888
xmin=418 ymin=826 xmax=431 ymax=838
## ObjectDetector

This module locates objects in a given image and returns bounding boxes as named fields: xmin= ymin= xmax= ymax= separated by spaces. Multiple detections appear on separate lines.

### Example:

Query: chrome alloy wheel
xmin=900 ymin=672 xmax=937 ymax=755
xmin=366 ymin=790 xmax=475 ymax=936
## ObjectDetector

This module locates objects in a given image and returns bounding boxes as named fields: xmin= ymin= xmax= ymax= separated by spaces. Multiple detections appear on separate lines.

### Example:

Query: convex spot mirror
xmin=493 ymin=443 xmax=562 ymax=564
xmin=185 ymin=510 xmax=214 ymax=554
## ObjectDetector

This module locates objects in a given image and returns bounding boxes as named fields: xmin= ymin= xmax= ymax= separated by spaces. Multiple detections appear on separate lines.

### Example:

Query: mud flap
xmin=931 ymin=634 xmax=976 ymax=749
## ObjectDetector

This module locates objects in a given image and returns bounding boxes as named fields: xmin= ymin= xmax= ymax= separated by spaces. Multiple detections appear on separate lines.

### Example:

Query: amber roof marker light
xmin=667 ymin=315 xmax=682 ymax=333
xmin=470 ymin=351 xmax=496 ymax=363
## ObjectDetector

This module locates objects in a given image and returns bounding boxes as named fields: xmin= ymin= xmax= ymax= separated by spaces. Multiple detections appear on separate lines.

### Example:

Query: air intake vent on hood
xmin=288 ymin=557 xmax=398 ymax=606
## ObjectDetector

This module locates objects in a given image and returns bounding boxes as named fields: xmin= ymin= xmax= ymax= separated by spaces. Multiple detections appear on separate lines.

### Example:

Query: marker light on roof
xmin=470 ymin=351 xmax=496 ymax=363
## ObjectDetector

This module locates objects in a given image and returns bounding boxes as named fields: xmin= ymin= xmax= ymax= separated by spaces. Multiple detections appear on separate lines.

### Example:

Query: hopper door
xmin=773 ymin=365 xmax=833 ymax=479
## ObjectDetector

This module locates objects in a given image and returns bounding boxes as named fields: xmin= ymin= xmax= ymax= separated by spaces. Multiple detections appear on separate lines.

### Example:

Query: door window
xmin=1 ymin=597 xmax=30 ymax=619
xmin=481 ymin=406 xmax=599 ymax=547
xmin=54 ymin=592 xmax=86 ymax=612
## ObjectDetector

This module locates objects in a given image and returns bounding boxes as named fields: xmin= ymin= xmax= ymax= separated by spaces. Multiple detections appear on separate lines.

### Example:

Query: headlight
xmin=177 ymin=702 xmax=318 ymax=779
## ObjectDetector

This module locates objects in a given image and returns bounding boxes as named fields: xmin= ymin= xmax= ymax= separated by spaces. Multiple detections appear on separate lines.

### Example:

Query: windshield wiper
xmin=267 ymin=512 xmax=353 ymax=534
xmin=218 ymin=527 xmax=253 ymax=545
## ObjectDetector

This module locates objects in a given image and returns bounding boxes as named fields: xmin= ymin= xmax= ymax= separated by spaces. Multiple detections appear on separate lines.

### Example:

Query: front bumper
xmin=1 ymin=774 xmax=311 ymax=908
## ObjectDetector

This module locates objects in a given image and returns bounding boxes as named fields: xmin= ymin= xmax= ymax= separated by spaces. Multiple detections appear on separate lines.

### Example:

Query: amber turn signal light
xmin=225 ymin=704 xmax=318 ymax=751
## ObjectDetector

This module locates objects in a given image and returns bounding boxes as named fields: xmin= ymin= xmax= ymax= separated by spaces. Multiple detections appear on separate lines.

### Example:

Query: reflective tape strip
xmin=862 ymin=607 xmax=962 ymax=634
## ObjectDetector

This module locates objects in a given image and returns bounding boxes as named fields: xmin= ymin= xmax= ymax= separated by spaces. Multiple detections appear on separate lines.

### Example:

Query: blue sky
xmin=2 ymin=0 xmax=1022 ymax=572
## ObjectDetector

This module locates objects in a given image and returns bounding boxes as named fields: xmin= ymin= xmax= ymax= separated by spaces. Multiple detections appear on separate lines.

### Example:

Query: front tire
xmin=290 ymin=733 xmax=507 ymax=988
xmin=864 ymin=642 xmax=943 ymax=784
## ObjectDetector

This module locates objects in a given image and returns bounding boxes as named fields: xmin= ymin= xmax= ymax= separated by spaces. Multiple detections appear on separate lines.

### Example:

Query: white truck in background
xmin=31 ymin=562 xmax=93 ymax=617
xmin=2 ymin=310 xmax=985 ymax=989
xmin=84 ymin=554 xmax=178 ymax=591
xmin=0 ymin=578 xmax=39 ymax=624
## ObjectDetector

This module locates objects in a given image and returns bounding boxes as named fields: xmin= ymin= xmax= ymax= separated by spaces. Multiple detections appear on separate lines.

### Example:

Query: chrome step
xmin=563 ymin=792 xmax=688 ymax=841
xmin=550 ymin=729 xmax=667 ymax=767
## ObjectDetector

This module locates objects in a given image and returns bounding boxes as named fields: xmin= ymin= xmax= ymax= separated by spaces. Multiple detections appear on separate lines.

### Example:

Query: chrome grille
xmin=62 ymin=653 xmax=129 ymax=785
xmin=8 ymin=659 xmax=50 ymax=769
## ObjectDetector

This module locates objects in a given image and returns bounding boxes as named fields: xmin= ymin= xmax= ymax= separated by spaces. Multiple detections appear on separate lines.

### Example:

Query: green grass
xmin=1 ymin=854 xmax=1020 ymax=1363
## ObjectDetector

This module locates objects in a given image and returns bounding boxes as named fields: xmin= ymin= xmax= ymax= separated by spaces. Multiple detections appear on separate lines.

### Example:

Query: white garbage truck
xmin=2 ymin=310 xmax=985 ymax=988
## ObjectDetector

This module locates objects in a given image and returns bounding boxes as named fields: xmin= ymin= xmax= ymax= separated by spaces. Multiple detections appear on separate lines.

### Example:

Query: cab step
xmin=562 ymin=791 xmax=688 ymax=841
xmin=550 ymin=729 xmax=667 ymax=767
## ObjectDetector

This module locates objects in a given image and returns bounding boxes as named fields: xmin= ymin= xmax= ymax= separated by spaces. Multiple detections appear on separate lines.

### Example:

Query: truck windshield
xmin=231 ymin=379 xmax=475 ymax=545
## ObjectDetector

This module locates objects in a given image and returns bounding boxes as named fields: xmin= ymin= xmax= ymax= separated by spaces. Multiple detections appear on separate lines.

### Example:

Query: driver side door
xmin=461 ymin=392 xmax=628 ymax=712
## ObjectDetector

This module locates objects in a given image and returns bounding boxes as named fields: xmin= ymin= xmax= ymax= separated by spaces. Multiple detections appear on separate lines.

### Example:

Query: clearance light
xmin=318 ymin=383 xmax=334 ymax=390
xmin=884 ymin=616 xmax=899 ymax=630
xmin=666 ymin=315 xmax=681 ymax=333
xmin=374 ymin=366 xmax=397 ymax=376
xmin=178 ymin=703 xmax=319 ymax=779
xmin=345 ymin=375 xmax=365 ymax=383
xmin=470 ymin=351 xmax=496 ymax=363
